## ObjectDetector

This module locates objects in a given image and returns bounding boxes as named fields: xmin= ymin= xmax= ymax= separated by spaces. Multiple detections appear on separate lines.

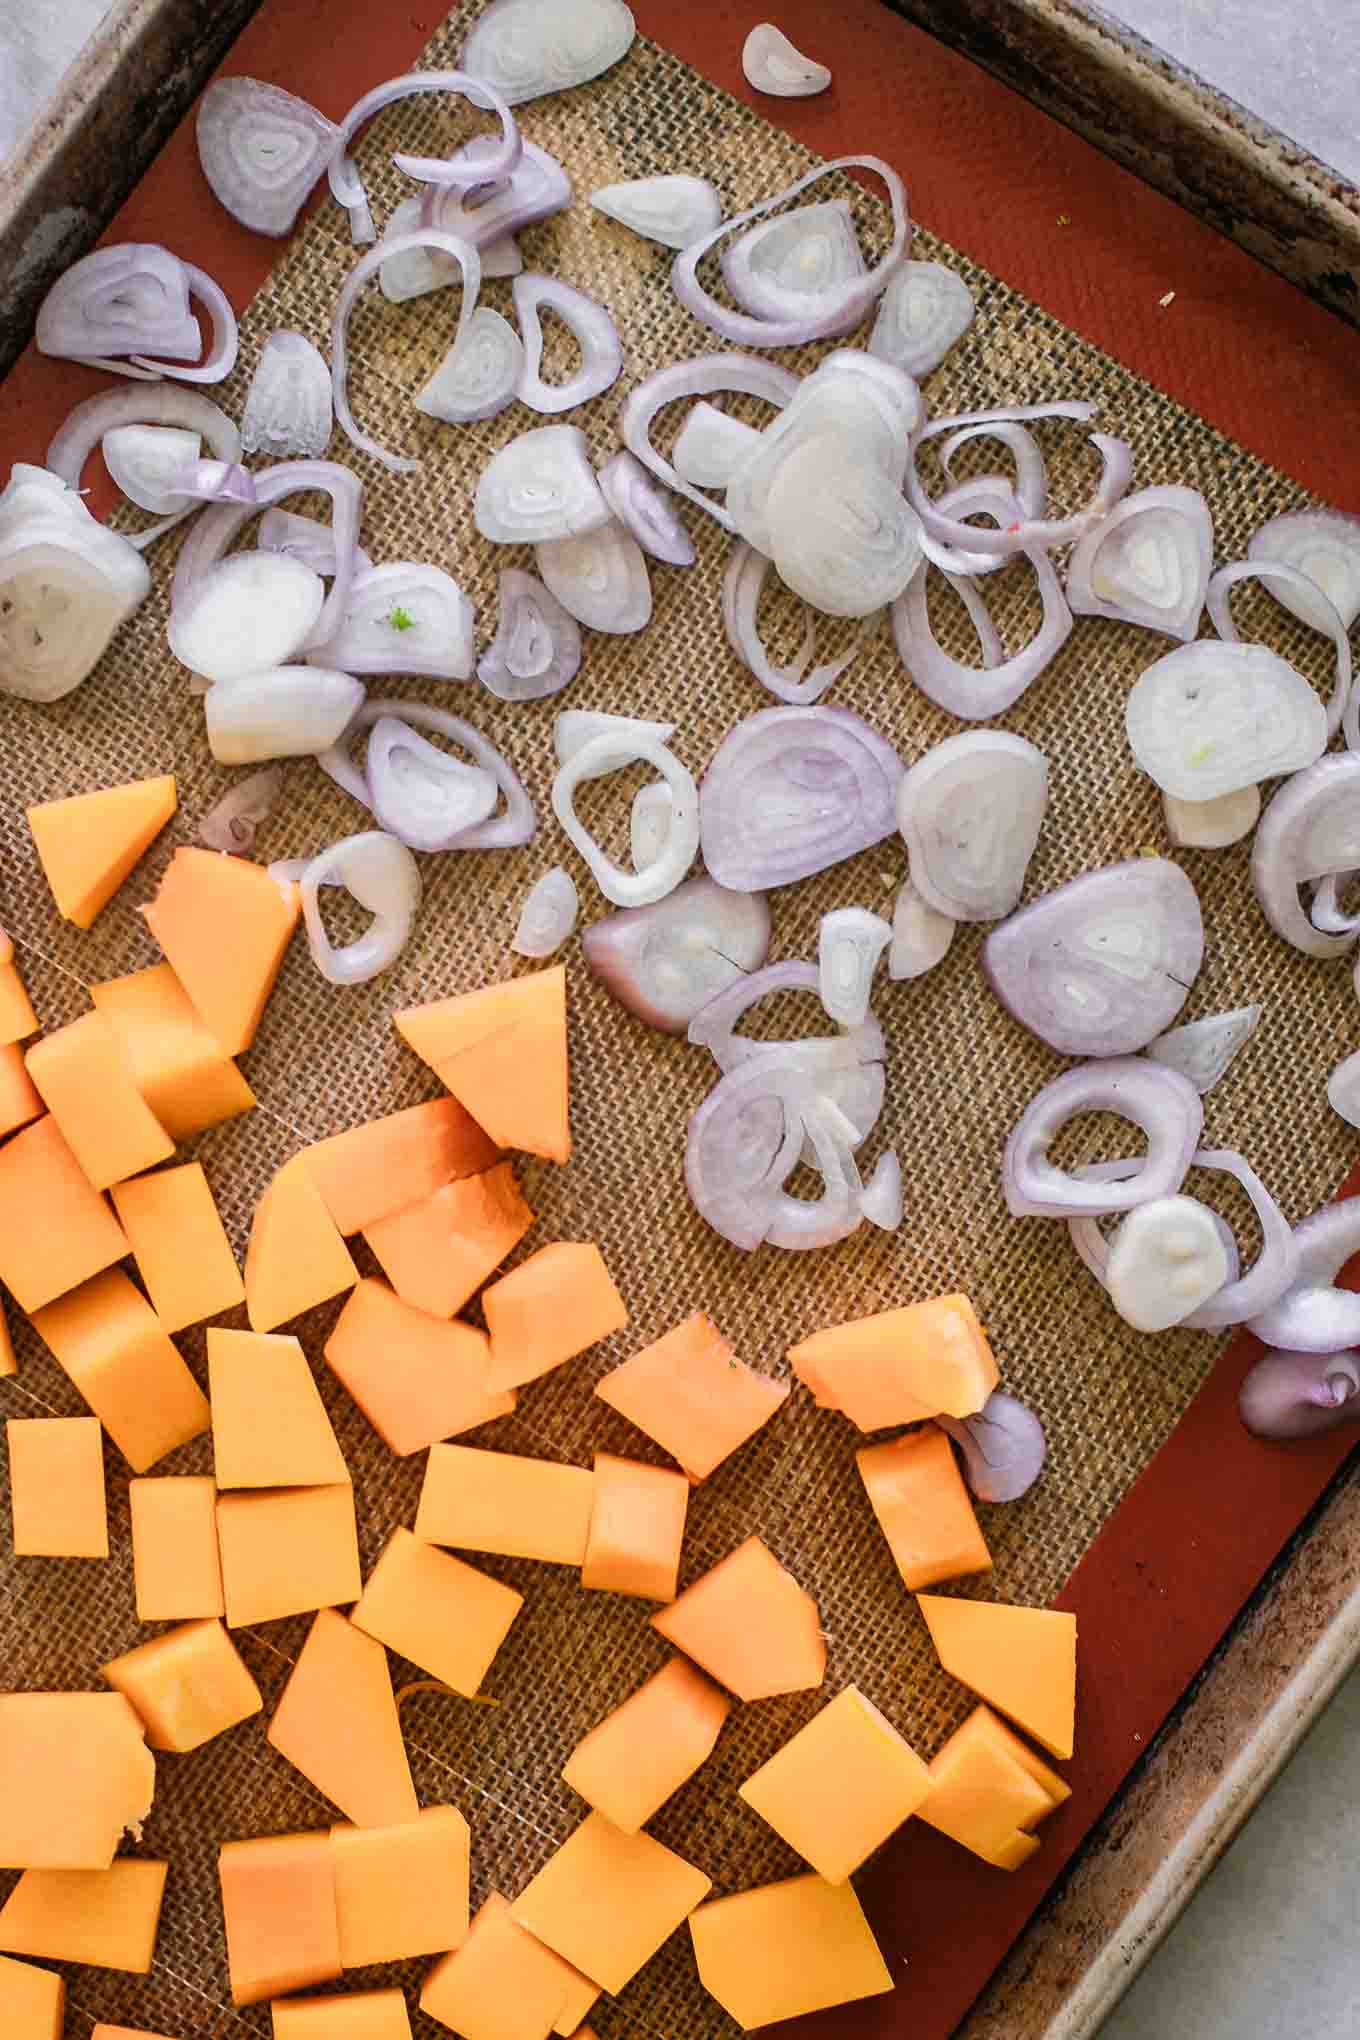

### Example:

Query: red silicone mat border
xmin=2 ymin=2 xmax=1358 ymax=2034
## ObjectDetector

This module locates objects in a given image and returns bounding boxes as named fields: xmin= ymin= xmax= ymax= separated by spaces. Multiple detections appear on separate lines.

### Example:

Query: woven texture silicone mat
xmin=1 ymin=14 xmax=1358 ymax=2040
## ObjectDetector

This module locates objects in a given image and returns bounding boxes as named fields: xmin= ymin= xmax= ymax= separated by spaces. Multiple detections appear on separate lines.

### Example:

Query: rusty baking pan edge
xmin=885 ymin=0 xmax=1360 ymax=328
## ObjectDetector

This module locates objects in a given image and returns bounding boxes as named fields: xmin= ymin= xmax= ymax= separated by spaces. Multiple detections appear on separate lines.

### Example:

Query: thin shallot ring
xmin=1003 ymin=1058 xmax=1204 ymax=1219
xmin=1068 ymin=1159 xmax=1242 ymax=1296
xmin=332 ymin=230 xmax=481 ymax=472
xmin=318 ymin=698 xmax=536 ymax=850
xmin=552 ymin=732 xmax=700 ymax=907
xmin=45 ymin=386 xmax=240 ymax=551
xmin=907 ymin=404 xmax=1134 ymax=559
xmin=130 ymin=264 xmax=239 ymax=384
xmin=300 ymin=830 xmax=421 ymax=986
xmin=169 ymin=458 xmax=362 ymax=651
xmin=685 ymin=1060 xmax=862 ymax=1252
xmin=1247 ymin=1197 xmax=1360 ymax=1353
xmin=722 ymin=541 xmax=871 ymax=705
xmin=620 ymin=354 xmax=799 ymax=531
xmin=1207 ymin=557 xmax=1353 ymax=744
xmin=891 ymin=542 xmax=1072 ymax=721
xmin=1251 ymin=754 xmax=1360 ymax=960
xmin=329 ymin=71 xmax=521 ymax=242
xmin=1179 ymin=1148 xmax=1298 ymax=1329
xmin=687 ymin=957 xmax=885 ymax=1076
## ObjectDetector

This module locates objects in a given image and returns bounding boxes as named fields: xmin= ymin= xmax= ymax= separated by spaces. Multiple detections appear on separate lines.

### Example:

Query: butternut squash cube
xmin=92 ymin=2024 xmax=180 ymax=2040
xmin=219 ymin=1831 xmax=341 ymax=2006
xmin=789 ymin=1293 xmax=1000 ymax=1429
xmin=351 ymin=1528 xmax=522 ymax=1697
xmin=8 ymin=1416 xmax=107 ymax=1557
xmin=32 ymin=1268 xmax=210 ymax=1472
xmin=0 ymin=1115 xmax=129 ymax=1312
xmin=0 ymin=1296 xmax=14 ymax=1379
xmin=143 ymin=846 xmax=300 ymax=1055
xmin=365 ymin=1161 xmax=533 ymax=1320
xmin=101 ymin=1618 xmax=261 ymax=1753
xmin=857 ymin=1425 xmax=992 ymax=1590
xmin=272 ymin=1991 xmax=411 ymax=2040
xmin=511 ymin=1811 xmax=711 ymax=1995
xmin=395 ymin=965 xmax=569 ymax=1164
xmin=302 ymin=1097 xmax=499 ymax=1236
xmin=27 ymin=773 xmax=177 ymax=929
xmin=91 ymin=962 xmax=255 ymax=1140
xmin=420 ymin=1891 xmax=598 ymax=2040
xmin=0 ymin=1860 xmax=166 ymax=1972
xmin=129 ymin=1476 xmax=223 ymax=1620
xmin=26 ymin=1012 xmax=174 ymax=1190
xmin=267 ymin=1609 xmax=416 ymax=1829
xmin=416 ymin=1443 xmax=594 ymax=1566
xmin=0 ymin=931 xmax=38 ymax=1044
xmin=217 ymin=1485 xmax=361 ymax=1629
xmin=917 ymin=1594 xmax=1077 ymax=1760
xmin=323 ymin=1278 xmax=514 ymax=1456
xmin=738 ymin=1686 xmax=931 ymax=1883
xmin=0 ymin=1692 xmax=153 ymax=1869
xmin=331 ymin=1805 xmax=470 ymax=1966
xmin=650 ymin=1537 xmax=825 ymax=1702
xmin=111 ymin=1162 xmax=244 ymax=1332
xmin=595 ymin=1312 xmax=789 ymax=1481
xmin=581 ymin=1453 xmax=689 ymax=1602
xmin=0 ymin=1952 xmax=64 ymax=2039
xmin=562 ymin=1658 xmax=731 ymax=1834
xmin=483 ymin=1242 xmax=628 ymax=1393
xmin=689 ymin=1873 xmax=892 ymax=2029
xmin=245 ymin=1152 xmax=359 ymax=1333
xmin=209 ymin=1328 xmax=347 ymax=1489
xmin=0 ymin=1041 xmax=42 ymax=1137
xmin=916 ymin=1703 xmax=1070 ymax=1870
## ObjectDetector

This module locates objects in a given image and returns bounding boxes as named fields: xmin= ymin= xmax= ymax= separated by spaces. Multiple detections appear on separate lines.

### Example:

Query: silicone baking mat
xmin=1 ymin=1 xmax=1359 ymax=2035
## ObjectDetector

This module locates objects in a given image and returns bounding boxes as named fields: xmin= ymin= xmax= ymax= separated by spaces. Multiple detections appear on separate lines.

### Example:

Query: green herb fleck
xmin=388 ymin=605 xmax=416 ymax=632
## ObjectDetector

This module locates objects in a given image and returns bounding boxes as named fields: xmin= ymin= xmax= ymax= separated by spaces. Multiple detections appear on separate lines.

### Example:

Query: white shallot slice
xmin=129 ymin=263 xmax=239 ymax=385
xmin=416 ymin=308 xmax=523 ymax=426
xmin=936 ymin=424 xmax=1048 ymax=520
xmin=597 ymin=452 xmax=695 ymax=567
xmin=1103 ymin=1194 xmax=1233 ymax=1332
xmin=700 ymin=704 xmax=904 ymax=892
xmin=332 ymin=231 xmax=481 ymax=472
xmin=172 ymin=458 xmax=362 ymax=655
xmin=259 ymin=509 xmax=374 ymax=580
xmin=513 ymin=868 xmax=579 ymax=959
xmin=537 ymin=521 xmax=652 ymax=634
xmin=512 ymin=274 xmax=623 ymax=414
xmin=742 ymin=22 xmax=831 ymax=96
xmin=722 ymin=203 xmax=865 ymax=331
xmin=328 ymin=72 xmax=521 ymax=244
xmin=301 ymin=831 xmax=421 ymax=986
xmin=898 ymin=731 xmax=1048 ymax=922
xmin=673 ymin=403 xmax=762 ymax=490
xmin=1163 ymin=785 xmax=1261 ymax=850
xmin=908 ymin=403 xmax=1133 ymax=560
xmin=1247 ymin=1199 xmax=1360 ymax=1352
xmin=307 ymin=563 xmax=474 ymax=680
xmin=1248 ymin=506 xmax=1360 ymax=634
xmin=553 ymin=730 xmax=699 ymax=907
xmin=319 ymin=699 xmax=536 ymax=849
xmin=37 ymin=243 xmax=199 ymax=368
xmin=766 ymin=435 xmax=921 ymax=619
xmin=1251 ymin=755 xmax=1360 ymax=959
xmin=722 ymin=541 xmax=870 ymax=706
xmin=892 ymin=544 xmax=1073 ymax=720
xmin=1208 ymin=558 xmax=1353 ymax=745
xmin=631 ymin=783 xmax=673 ymax=870
xmin=196 ymin=77 xmax=338 ymax=236
xmin=1003 ymin=1059 xmax=1204 ymax=1218
xmin=198 ymin=766 xmax=282 ymax=855
xmin=1145 ymin=1006 xmax=1262 ymax=1094
xmin=204 ymin=666 xmax=364 ymax=766
xmin=1126 ymin=638 xmax=1326 ymax=800
xmin=869 ymin=260 xmax=975 ymax=377
xmin=1067 ymin=484 xmax=1211 ymax=641
xmin=168 ymin=552 xmax=326 ymax=684
xmin=461 ymin=0 xmax=636 ymax=105
xmin=583 ymin=877 xmax=770 ymax=1035
xmin=381 ymin=197 xmax=520 ymax=301
xmin=102 ymin=425 xmax=203 ymax=513
xmin=1179 ymin=1147 xmax=1298 ymax=1330
xmin=1068 ymin=1161 xmax=1239 ymax=1301
xmin=591 ymin=175 xmax=721 ymax=250
xmin=476 ymin=425 xmax=610 ymax=544
xmin=860 ymin=1148 xmax=903 ymax=1231
xmin=0 ymin=482 xmax=151 ymax=702
xmin=889 ymin=877 xmax=955 ymax=979
xmin=479 ymin=569 xmax=582 ymax=702
xmin=686 ymin=1060 xmax=860 ymax=1252
xmin=46 ymin=386 xmax=239 ymax=551
xmin=366 ymin=716 xmax=500 ymax=852
xmin=241 ymin=329 xmax=333 ymax=458
xmin=621 ymin=355 xmax=799 ymax=529
xmin=1327 ymin=1049 xmax=1360 ymax=1128
xmin=422 ymin=139 xmax=572 ymax=248
xmin=818 ymin=907 xmax=892 ymax=1026
xmin=554 ymin=708 xmax=675 ymax=767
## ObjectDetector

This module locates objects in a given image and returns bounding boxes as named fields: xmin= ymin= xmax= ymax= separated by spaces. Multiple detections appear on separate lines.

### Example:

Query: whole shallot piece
xmin=1239 ymin=1348 xmax=1360 ymax=1440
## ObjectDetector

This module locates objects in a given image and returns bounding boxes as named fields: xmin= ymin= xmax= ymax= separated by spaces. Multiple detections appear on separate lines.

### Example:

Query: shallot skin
xmin=1239 ymin=1347 xmax=1360 ymax=1440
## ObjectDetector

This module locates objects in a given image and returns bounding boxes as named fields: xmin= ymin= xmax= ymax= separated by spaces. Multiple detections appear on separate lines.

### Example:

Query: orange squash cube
xmin=415 ymin=1443 xmax=594 ymax=1566
xmin=857 ymin=1426 xmax=992 ymax=1590
xmin=219 ymin=1832 xmax=341 ymax=2006
xmin=217 ymin=1485 xmax=361 ymax=1629
xmin=595 ymin=1312 xmax=789 ymax=1481
xmin=91 ymin=962 xmax=255 ymax=1140
xmin=650 ymin=1537 xmax=825 ymax=1702
xmin=483 ymin=1242 xmax=628 ymax=1393
xmin=689 ymin=1874 xmax=892 ymax=2029
xmin=352 ymin=1527 xmax=523 ymax=1697
xmin=101 ymin=1619 xmax=262 ymax=1753
xmin=364 ymin=1162 xmax=533 ymax=1319
xmin=562 ymin=1658 xmax=731 ymax=1834
xmin=267 ymin=1609 xmax=416 ymax=1829
xmin=245 ymin=1153 xmax=359 ymax=1333
xmin=420 ymin=1891 xmax=598 ymax=2040
xmin=32 ymin=1268 xmax=210 ymax=1472
xmin=111 ymin=1162 xmax=244 ymax=1332
xmin=738 ymin=1686 xmax=932 ymax=1883
xmin=323 ymin=1278 xmax=514 ymax=1456
xmin=0 ymin=1041 xmax=42 ymax=1138
xmin=0 ymin=1952 xmax=64 ymax=2039
xmin=395 ymin=965 xmax=569 ymax=1164
xmin=0 ymin=1692 xmax=154 ymax=1870
xmin=510 ymin=1811 xmax=711 ymax=1996
xmin=331 ymin=1805 xmax=470 ymax=1966
xmin=0 ymin=931 xmax=38 ymax=1044
xmin=143 ymin=846 xmax=300 ymax=1055
xmin=209 ymin=1328 xmax=348 ymax=1489
xmin=0 ymin=1861 xmax=166 ymax=1973
xmin=789 ymin=1292 xmax=999 ymax=1429
xmin=916 ymin=1703 xmax=1070 ymax=1869
xmin=271 ymin=1991 xmax=412 ymax=2040
xmin=26 ymin=1012 xmax=174 ymax=1191
xmin=129 ymin=1476 xmax=223 ymax=1621
xmin=8 ymin=1416 xmax=107 ymax=1558
xmin=27 ymin=773 xmax=177 ymax=929
xmin=917 ymin=1594 xmax=1077 ymax=1760
xmin=581 ymin=1453 xmax=689 ymax=1602
xmin=302 ymin=1097 xmax=499 ymax=1237
xmin=0 ymin=1115 xmax=129 ymax=1312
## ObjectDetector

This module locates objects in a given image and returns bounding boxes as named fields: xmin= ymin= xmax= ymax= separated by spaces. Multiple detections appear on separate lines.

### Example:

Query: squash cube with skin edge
xmin=916 ymin=1703 xmax=1070 ymax=1869
xmin=364 ymin=1160 xmax=534 ymax=1320
xmin=352 ymin=1527 xmax=523 ymax=1697
xmin=0 ymin=1041 xmax=42 ymax=1138
xmin=581 ymin=1452 xmax=689 ymax=1602
xmin=421 ymin=1890 xmax=599 ymax=2040
xmin=91 ymin=961 xmax=255 ymax=1140
xmin=271 ymin=1992 xmax=412 ymax=2040
xmin=738 ymin=1685 xmax=932 ymax=1883
xmin=27 ymin=773 xmax=177 ymax=929
xmin=0 ymin=1693 xmax=154 ymax=1870
xmin=0 ymin=1859 xmax=168 ymax=1972
xmin=331 ymin=1806 xmax=470 ymax=1967
xmin=0 ymin=1114 xmax=130 ymax=1314
xmin=916 ymin=1593 xmax=1077 ymax=1760
xmin=26 ymin=1012 xmax=174 ymax=1191
xmin=245 ymin=1153 xmax=360 ymax=1334
xmin=267 ymin=1609 xmax=417 ymax=1830
xmin=217 ymin=1484 xmax=362 ymax=1629
xmin=0 ymin=930 xmax=39 ymax=1044
xmin=32 ymin=1268 xmax=210 ymax=1473
xmin=129 ymin=1476 xmax=223 ymax=1621
xmin=415 ymin=1443 xmax=594 ymax=1566
xmin=788 ymin=1292 xmax=1000 ymax=1429
xmin=595 ymin=1311 xmax=790 ymax=1481
xmin=142 ymin=845 xmax=300 ymax=1056
xmin=208 ymin=1328 xmax=348 ymax=1489
xmin=1 ymin=1952 xmax=64 ymax=2040
xmin=510 ymin=1811 xmax=712 ymax=1996
xmin=8 ymin=1416 xmax=108 ymax=1557
xmin=857 ymin=1425 xmax=992 ymax=1590
xmin=301 ymin=1096 xmax=499 ymax=1237
xmin=101 ymin=1619 xmax=263 ymax=1754
xmin=562 ymin=1658 xmax=732 ymax=1834
xmin=650 ymin=1535 xmax=825 ymax=1701
xmin=483 ymin=1241 xmax=628 ymax=1393
xmin=219 ymin=1831 xmax=342 ymax=2007
xmin=324 ymin=1277 xmax=515 ymax=1456
xmin=111 ymin=1162 xmax=244 ymax=1334
xmin=689 ymin=1873 xmax=893 ymax=2030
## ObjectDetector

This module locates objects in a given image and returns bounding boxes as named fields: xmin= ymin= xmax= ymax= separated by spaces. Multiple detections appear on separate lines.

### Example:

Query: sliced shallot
xmin=512 ymin=274 xmax=623 ymax=414
xmin=722 ymin=203 xmax=865 ymax=334
xmin=907 ymin=403 xmax=1133 ymax=561
xmin=938 ymin=1394 xmax=1047 ymax=1503
xmin=554 ymin=708 xmax=674 ymax=767
xmin=1163 ymin=785 xmax=1261 ymax=850
xmin=1126 ymin=638 xmax=1326 ymax=800
xmin=319 ymin=699 xmax=536 ymax=850
xmin=631 ymin=783 xmax=673 ymax=870
xmin=1207 ymin=558 xmax=1353 ymax=745
xmin=461 ymin=0 xmax=636 ymax=104
xmin=537 ymin=521 xmax=652 ymax=633
xmin=741 ymin=22 xmax=831 ymax=97
xmin=620 ymin=354 xmax=798 ymax=529
xmin=307 ymin=563 xmax=474 ymax=680
xmin=983 ymin=857 xmax=1203 ymax=1057
xmin=891 ymin=546 xmax=1073 ymax=720
xmin=332 ymin=231 xmax=481 ymax=472
xmin=552 ymin=730 xmax=698 ymax=906
xmin=700 ymin=704 xmax=903 ymax=891
xmin=1103 ymin=1194 xmax=1232 ymax=1332
xmin=381 ymin=196 xmax=521 ymax=301
xmin=102 ymin=424 xmax=203 ymax=514
xmin=597 ymin=452 xmax=695 ymax=568
xmin=1248 ymin=507 xmax=1360 ymax=634
xmin=1145 ymin=1006 xmax=1262 ymax=1094
xmin=301 ymin=832 xmax=420 ymax=986
xmin=415 ymin=308 xmax=523 ymax=425
xmin=47 ymin=386 xmax=240 ymax=550
xmin=869 ymin=260 xmax=975 ymax=377
xmin=172 ymin=457 xmax=362 ymax=654
xmin=476 ymin=425 xmax=609 ymax=543
xmin=722 ymin=542 xmax=868 ymax=706
xmin=513 ymin=868 xmax=579 ymax=959
xmin=889 ymin=877 xmax=955 ymax=979
xmin=37 ymin=244 xmax=200 ymax=374
xmin=1248 ymin=1198 xmax=1360 ymax=1353
xmin=591 ymin=175 xmax=721 ymax=249
xmin=196 ymin=77 xmax=338 ymax=236
xmin=1066 ymin=484 xmax=1211 ymax=641
xmin=328 ymin=72 xmax=521 ymax=243
xmin=673 ymin=403 xmax=762 ymax=490
xmin=860 ymin=1149 xmax=904 ymax=1232
xmin=0 ymin=468 xmax=150 ymax=701
xmin=765 ymin=436 xmax=921 ymax=619
xmin=366 ymin=717 xmax=500 ymax=852
xmin=687 ymin=1061 xmax=861 ymax=1253
xmin=818 ymin=908 xmax=892 ymax=1026
xmin=422 ymin=139 xmax=572 ymax=249
xmin=478 ymin=569 xmax=582 ymax=702
xmin=1251 ymin=755 xmax=1360 ymax=959
xmin=198 ymin=766 xmax=282 ymax=855
xmin=168 ymin=552 xmax=325 ymax=684
xmin=1003 ymin=1059 xmax=1204 ymax=1218
xmin=1327 ymin=1048 xmax=1360 ymax=1128
xmin=1240 ymin=1348 xmax=1360 ymax=1440
xmin=897 ymin=731 xmax=1048 ymax=922
xmin=1180 ymin=1147 xmax=1298 ymax=1330
xmin=204 ymin=666 xmax=364 ymax=766
xmin=582 ymin=877 xmax=771 ymax=1034
xmin=241 ymin=330 xmax=333 ymax=458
